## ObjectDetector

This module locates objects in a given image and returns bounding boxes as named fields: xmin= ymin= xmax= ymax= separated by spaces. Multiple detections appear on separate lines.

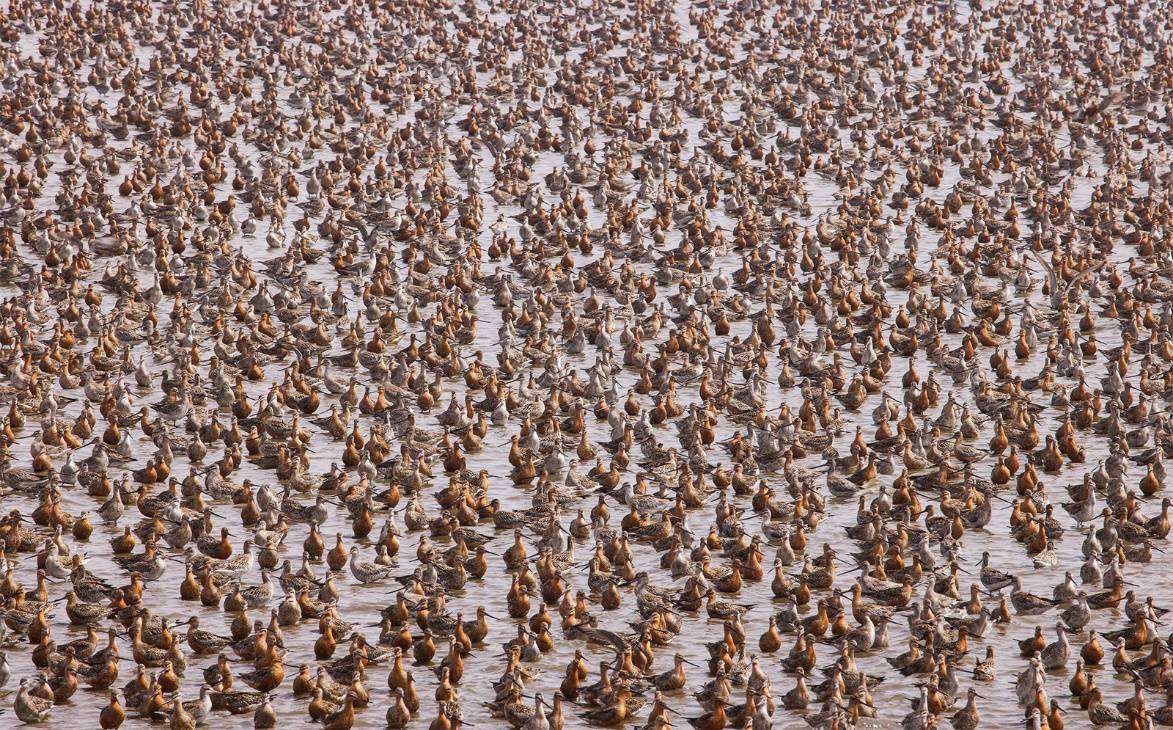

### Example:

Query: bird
xmin=14 ymin=678 xmax=53 ymax=723
xmin=0 ymin=1 xmax=1162 ymax=728
xmin=347 ymin=546 xmax=394 ymax=584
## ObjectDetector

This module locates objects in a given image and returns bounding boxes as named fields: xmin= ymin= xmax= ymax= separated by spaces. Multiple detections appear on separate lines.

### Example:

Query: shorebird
xmin=347 ymin=546 xmax=394 ymax=584
xmin=14 ymin=677 xmax=53 ymax=722
xmin=0 ymin=0 xmax=1167 ymax=727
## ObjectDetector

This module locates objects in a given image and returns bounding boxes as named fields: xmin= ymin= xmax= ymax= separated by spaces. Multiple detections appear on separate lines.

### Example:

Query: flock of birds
xmin=0 ymin=0 xmax=1170 ymax=727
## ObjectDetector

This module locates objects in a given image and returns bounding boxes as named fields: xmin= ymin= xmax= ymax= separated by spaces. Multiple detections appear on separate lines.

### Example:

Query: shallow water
xmin=1 ymin=0 xmax=1171 ymax=728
